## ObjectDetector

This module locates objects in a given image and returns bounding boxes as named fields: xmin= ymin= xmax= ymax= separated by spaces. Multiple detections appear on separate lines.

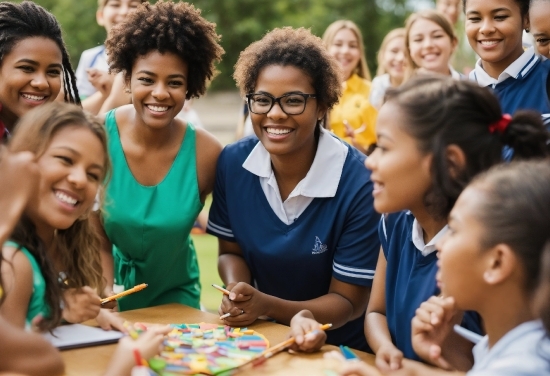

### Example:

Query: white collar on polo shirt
xmin=411 ymin=217 xmax=448 ymax=257
xmin=243 ymin=127 xmax=349 ymax=198
xmin=470 ymin=47 xmax=538 ymax=87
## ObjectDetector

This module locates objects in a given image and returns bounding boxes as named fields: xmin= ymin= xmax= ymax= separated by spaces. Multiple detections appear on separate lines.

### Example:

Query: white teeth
xmin=147 ymin=105 xmax=169 ymax=112
xmin=266 ymin=128 xmax=291 ymax=135
xmin=22 ymin=94 xmax=45 ymax=101
xmin=480 ymin=40 xmax=498 ymax=46
xmin=55 ymin=191 xmax=78 ymax=206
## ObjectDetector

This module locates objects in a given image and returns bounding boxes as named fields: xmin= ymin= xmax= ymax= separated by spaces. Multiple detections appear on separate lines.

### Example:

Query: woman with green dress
xmin=94 ymin=1 xmax=223 ymax=310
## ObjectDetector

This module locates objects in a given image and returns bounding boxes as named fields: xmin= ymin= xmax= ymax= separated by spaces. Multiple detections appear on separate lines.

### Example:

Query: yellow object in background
xmin=329 ymin=74 xmax=378 ymax=150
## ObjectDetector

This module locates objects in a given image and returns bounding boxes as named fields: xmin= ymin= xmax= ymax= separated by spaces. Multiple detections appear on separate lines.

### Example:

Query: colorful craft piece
xmin=132 ymin=323 xmax=269 ymax=375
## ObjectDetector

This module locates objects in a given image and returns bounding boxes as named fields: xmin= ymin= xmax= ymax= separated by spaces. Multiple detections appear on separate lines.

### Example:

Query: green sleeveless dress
xmin=3 ymin=241 xmax=50 ymax=325
xmin=103 ymin=110 xmax=203 ymax=311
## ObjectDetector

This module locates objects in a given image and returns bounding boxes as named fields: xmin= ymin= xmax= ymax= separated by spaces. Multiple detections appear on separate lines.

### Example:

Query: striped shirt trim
xmin=333 ymin=261 xmax=375 ymax=280
xmin=207 ymin=220 xmax=234 ymax=238
xmin=519 ymin=54 xmax=538 ymax=78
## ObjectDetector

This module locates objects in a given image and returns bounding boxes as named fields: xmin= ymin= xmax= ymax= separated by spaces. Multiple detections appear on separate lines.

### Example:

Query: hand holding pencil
xmin=288 ymin=310 xmax=331 ymax=353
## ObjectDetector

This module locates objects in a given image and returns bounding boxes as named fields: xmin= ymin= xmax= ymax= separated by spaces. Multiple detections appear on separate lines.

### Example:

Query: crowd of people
xmin=0 ymin=0 xmax=550 ymax=375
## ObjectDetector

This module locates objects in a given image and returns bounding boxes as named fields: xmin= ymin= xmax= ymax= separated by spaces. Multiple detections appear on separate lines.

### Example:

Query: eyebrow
xmin=136 ymin=70 xmax=187 ymax=80
xmin=16 ymin=59 xmax=62 ymax=69
xmin=466 ymin=8 xmax=510 ymax=16
xmin=376 ymin=133 xmax=393 ymax=142
xmin=51 ymin=146 xmax=105 ymax=171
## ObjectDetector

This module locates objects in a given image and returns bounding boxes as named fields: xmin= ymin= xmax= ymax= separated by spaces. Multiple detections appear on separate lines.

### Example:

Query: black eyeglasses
xmin=246 ymin=92 xmax=317 ymax=115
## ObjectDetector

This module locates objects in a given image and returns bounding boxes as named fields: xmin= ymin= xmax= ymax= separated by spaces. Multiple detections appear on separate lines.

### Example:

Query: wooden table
xmin=61 ymin=303 xmax=376 ymax=375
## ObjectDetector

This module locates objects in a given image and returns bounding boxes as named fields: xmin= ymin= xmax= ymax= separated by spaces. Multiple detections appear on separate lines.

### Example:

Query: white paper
xmin=43 ymin=324 xmax=124 ymax=350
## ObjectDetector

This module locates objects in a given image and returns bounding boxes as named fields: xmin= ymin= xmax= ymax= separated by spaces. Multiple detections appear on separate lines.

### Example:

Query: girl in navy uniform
xmin=207 ymin=27 xmax=381 ymax=351
xmin=465 ymin=0 xmax=550 ymax=123
xmin=361 ymin=76 xmax=548 ymax=372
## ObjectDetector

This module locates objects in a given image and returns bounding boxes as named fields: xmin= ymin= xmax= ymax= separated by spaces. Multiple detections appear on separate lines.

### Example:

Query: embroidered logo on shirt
xmin=312 ymin=236 xmax=328 ymax=255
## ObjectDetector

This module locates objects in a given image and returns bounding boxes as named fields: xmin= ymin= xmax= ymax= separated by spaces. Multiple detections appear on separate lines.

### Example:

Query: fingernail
xmin=229 ymin=293 xmax=236 ymax=300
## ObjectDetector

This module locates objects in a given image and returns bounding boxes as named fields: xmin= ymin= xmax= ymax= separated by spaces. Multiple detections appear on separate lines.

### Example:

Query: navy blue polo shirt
xmin=207 ymin=135 xmax=381 ymax=351
xmin=380 ymin=211 xmax=482 ymax=361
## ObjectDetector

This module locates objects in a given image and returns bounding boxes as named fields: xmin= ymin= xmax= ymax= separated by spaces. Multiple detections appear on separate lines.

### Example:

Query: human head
xmin=463 ymin=0 xmax=529 ymax=76
xmin=96 ymin=0 xmax=147 ymax=34
xmin=376 ymin=28 xmax=406 ymax=89
xmin=529 ymin=0 xmax=550 ymax=59
xmin=437 ymin=0 xmax=462 ymax=25
xmin=438 ymin=161 xmax=550 ymax=311
xmin=0 ymin=1 xmax=80 ymax=120
xmin=10 ymin=102 xmax=109 ymax=288
xmin=322 ymin=20 xmax=371 ymax=81
xmin=106 ymin=0 xmax=224 ymax=101
xmin=404 ymin=10 xmax=458 ymax=79
xmin=367 ymin=75 xmax=548 ymax=219
xmin=234 ymin=27 xmax=341 ymax=141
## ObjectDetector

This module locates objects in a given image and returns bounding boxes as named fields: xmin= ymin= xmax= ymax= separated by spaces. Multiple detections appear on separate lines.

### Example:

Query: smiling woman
xmin=93 ymin=0 xmax=224 ymax=311
xmin=206 ymin=27 xmax=381 ymax=352
xmin=0 ymin=1 xmax=80 ymax=141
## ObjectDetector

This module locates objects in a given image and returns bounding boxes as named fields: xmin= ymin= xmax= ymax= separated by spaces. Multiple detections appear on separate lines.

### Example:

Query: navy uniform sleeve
xmin=206 ymin=147 xmax=236 ymax=242
xmin=332 ymin=182 xmax=381 ymax=287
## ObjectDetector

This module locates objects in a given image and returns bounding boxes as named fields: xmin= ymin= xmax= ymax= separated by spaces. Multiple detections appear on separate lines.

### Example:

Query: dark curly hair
xmin=105 ymin=0 xmax=224 ymax=100
xmin=463 ymin=0 xmax=530 ymax=17
xmin=384 ymin=75 xmax=548 ymax=220
xmin=233 ymin=27 xmax=341 ymax=111
xmin=0 ymin=1 xmax=80 ymax=108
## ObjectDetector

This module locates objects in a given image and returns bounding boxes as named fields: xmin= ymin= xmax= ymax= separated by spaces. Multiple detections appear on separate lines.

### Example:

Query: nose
xmin=30 ymin=72 xmax=49 ymax=91
xmin=365 ymin=146 xmax=379 ymax=171
xmin=118 ymin=4 xmax=130 ymax=17
xmin=266 ymin=100 xmax=287 ymax=120
xmin=436 ymin=232 xmax=448 ymax=254
xmin=395 ymin=50 xmax=405 ymax=62
xmin=479 ymin=19 xmax=495 ymax=35
xmin=67 ymin=166 xmax=87 ymax=189
xmin=422 ymin=36 xmax=434 ymax=49
xmin=152 ymin=83 xmax=169 ymax=101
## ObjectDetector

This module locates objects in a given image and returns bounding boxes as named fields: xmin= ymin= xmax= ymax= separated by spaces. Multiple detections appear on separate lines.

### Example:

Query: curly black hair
xmin=0 ymin=1 xmax=80 ymax=106
xmin=463 ymin=0 xmax=530 ymax=16
xmin=233 ymin=27 xmax=341 ymax=111
xmin=105 ymin=0 xmax=224 ymax=99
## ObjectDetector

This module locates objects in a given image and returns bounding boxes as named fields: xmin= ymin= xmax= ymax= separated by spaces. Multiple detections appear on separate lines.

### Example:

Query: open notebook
xmin=43 ymin=324 xmax=124 ymax=350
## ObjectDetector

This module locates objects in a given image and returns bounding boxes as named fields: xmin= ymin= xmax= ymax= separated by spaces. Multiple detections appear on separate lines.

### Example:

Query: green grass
xmin=192 ymin=233 xmax=222 ymax=312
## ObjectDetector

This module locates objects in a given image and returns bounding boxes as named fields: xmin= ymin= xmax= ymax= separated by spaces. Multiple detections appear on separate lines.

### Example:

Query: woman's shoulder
xmin=1 ymin=242 xmax=34 ymax=274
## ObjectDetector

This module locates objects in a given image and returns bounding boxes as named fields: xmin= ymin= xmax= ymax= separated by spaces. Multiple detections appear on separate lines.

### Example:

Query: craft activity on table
xmin=1 ymin=0 xmax=550 ymax=376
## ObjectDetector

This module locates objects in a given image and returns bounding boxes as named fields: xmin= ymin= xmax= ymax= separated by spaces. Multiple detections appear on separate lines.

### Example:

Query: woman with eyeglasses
xmin=206 ymin=27 xmax=380 ymax=352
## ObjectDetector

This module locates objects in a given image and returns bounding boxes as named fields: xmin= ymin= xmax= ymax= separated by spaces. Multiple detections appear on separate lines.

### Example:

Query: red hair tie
xmin=489 ymin=114 xmax=512 ymax=134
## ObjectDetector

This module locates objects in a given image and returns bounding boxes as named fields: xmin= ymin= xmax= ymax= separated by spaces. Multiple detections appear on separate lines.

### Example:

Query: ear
xmin=445 ymin=144 xmax=466 ymax=180
xmin=316 ymin=103 xmax=328 ymax=122
xmin=523 ymin=13 xmax=530 ymax=33
xmin=482 ymin=244 xmax=519 ymax=286
xmin=451 ymin=37 xmax=459 ymax=54
xmin=96 ymin=9 xmax=105 ymax=27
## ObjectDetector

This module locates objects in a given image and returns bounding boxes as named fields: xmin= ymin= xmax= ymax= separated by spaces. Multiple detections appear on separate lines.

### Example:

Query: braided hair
xmin=0 ymin=1 xmax=80 ymax=105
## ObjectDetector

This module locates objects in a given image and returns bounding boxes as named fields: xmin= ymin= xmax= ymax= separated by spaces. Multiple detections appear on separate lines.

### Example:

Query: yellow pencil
xmin=101 ymin=283 xmax=148 ymax=305
xmin=212 ymin=284 xmax=231 ymax=295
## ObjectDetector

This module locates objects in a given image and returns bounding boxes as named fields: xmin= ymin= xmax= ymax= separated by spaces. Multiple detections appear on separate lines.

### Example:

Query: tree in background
xmin=16 ymin=0 xmax=414 ymax=90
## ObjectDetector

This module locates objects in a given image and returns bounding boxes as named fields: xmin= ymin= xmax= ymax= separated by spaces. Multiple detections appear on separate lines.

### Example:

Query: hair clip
xmin=489 ymin=114 xmax=511 ymax=134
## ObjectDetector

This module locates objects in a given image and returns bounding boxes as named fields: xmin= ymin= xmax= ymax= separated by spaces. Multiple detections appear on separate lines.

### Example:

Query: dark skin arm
xmin=365 ymin=248 xmax=404 ymax=372
xmin=217 ymin=239 xmax=371 ymax=328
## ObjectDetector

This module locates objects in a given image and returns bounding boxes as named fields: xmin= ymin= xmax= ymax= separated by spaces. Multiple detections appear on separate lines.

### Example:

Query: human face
xmin=130 ymin=51 xmax=188 ymax=129
xmin=465 ymin=0 xmax=527 ymax=77
xmin=0 ymin=37 xmax=62 ymax=130
xmin=383 ymin=36 xmax=406 ymax=85
xmin=250 ymin=65 xmax=326 ymax=158
xmin=408 ymin=18 xmax=456 ymax=75
xmin=436 ymin=186 xmax=488 ymax=310
xmin=365 ymin=101 xmax=432 ymax=214
xmin=97 ymin=0 xmax=142 ymax=33
xmin=328 ymin=28 xmax=362 ymax=81
xmin=26 ymin=126 xmax=105 ymax=240
xmin=529 ymin=1 xmax=550 ymax=59
xmin=436 ymin=0 xmax=461 ymax=25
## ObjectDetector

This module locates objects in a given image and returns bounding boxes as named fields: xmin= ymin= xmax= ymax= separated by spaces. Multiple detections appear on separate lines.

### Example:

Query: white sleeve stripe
xmin=333 ymin=261 xmax=375 ymax=275
xmin=207 ymin=220 xmax=233 ymax=235
xmin=333 ymin=265 xmax=375 ymax=279
xmin=382 ymin=214 xmax=387 ymax=241
xmin=207 ymin=223 xmax=234 ymax=238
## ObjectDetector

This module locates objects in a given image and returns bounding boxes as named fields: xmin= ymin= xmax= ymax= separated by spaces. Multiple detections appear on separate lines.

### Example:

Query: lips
xmin=21 ymin=93 xmax=48 ymax=103
xmin=54 ymin=189 xmax=80 ymax=208
xmin=266 ymin=127 xmax=292 ymax=135
xmin=146 ymin=104 xmax=170 ymax=113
